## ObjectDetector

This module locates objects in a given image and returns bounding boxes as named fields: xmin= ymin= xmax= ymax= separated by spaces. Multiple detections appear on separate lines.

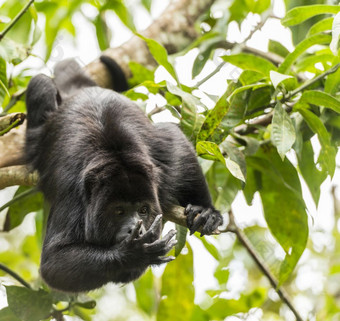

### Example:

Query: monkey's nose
xmin=128 ymin=223 xmax=145 ymax=239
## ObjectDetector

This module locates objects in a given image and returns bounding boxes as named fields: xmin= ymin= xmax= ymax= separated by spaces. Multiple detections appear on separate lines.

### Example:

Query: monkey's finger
xmin=151 ymin=256 xmax=175 ymax=265
xmin=144 ymin=230 xmax=176 ymax=252
xmin=162 ymin=229 xmax=177 ymax=243
xmin=201 ymin=215 xmax=216 ymax=237
xmin=190 ymin=209 xmax=211 ymax=235
xmin=145 ymin=239 xmax=177 ymax=255
xmin=140 ymin=214 xmax=162 ymax=242
xmin=126 ymin=220 xmax=143 ymax=242
xmin=185 ymin=204 xmax=204 ymax=229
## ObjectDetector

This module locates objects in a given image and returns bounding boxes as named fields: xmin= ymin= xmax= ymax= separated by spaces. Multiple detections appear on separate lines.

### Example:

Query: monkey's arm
xmin=41 ymin=215 xmax=176 ymax=292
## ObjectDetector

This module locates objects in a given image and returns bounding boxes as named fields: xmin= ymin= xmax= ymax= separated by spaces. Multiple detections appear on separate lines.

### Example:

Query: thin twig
xmin=235 ymin=63 xmax=340 ymax=135
xmin=0 ymin=0 xmax=35 ymax=41
xmin=196 ymin=61 xmax=227 ymax=87
xmin=287 ymin=62 xmax=340 ymax=99
xmin=196 ymin=13 xmax=271 ymax=88
xmin=0 ymin=113 xmax=26 ymax=136
xmin=148 ymin=106 xmax=166 ymax=118
xmin=223 ymin=211 xmax=304 ymax=321
xmin=0 ymin=263 xmax=31 ymax=288
xmin=0 ymin=187 xmax=37 ymax=213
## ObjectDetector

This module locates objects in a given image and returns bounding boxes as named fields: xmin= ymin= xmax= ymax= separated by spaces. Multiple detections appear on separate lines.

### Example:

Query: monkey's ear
xmin=26 ymin=74 xmax=61 ymax=129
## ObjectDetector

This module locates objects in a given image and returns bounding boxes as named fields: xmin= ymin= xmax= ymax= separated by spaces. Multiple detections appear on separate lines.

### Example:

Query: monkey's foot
xmin=185 ymin=204 xmax=223 ymax=236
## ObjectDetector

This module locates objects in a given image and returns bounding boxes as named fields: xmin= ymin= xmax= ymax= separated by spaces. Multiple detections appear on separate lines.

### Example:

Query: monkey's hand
xmin=119 ymin=215 xmax=177 ymax=266
xmin=185 ymin=204 xmax=223 ymax=236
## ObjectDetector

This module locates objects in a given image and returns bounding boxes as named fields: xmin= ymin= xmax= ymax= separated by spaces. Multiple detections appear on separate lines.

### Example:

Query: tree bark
xmin=85 ymin=0 xmax=216 ymax=88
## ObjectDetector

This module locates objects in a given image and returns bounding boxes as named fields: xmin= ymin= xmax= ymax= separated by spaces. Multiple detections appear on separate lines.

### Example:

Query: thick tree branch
xmin=0 ymin=165 xmax=37 ymax=189
xmin=0 ymin=0 xmax=216 ymax=169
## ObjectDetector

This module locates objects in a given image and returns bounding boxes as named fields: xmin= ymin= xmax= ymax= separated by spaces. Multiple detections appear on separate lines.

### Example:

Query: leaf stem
xmin=286 ymin=63 xmax=340 ymax=100
xmin=196 ymin=12 xmax=270 ymax=88
xmin=0 ymin=0 xmax=35 ymax=41
xmin=0 ymin=263 xmax=31 ymax=289
xmin=0 ymin=187 xmax=38 ymax=213
xmin=224 ymin=211 xmax=305 ymax=321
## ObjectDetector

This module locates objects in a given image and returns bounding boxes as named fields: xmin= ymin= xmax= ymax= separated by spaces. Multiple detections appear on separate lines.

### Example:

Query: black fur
xmin=25 ymin=58 xmax=222 ymax=293
xmin=100 ymin=55 xmax=129 ymax=92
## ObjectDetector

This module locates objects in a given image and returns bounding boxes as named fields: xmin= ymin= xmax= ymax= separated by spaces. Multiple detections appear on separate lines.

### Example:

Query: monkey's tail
xmin=100 ymin=56 xmax=129 ymax=92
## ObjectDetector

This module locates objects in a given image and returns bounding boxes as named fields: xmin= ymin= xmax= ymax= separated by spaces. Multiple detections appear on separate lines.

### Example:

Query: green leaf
xmin=74 ymin=300 xmax=96 ymax=310
xmin=0 ymin=57 xmax=8 ymax=106
xmin=269 ymin=70 xmax=294 ymax=89
xmin=300 ymin=90 xmax=340 ymax=113
xmin=205 ymin=162 xmax=240 ymax=213
xmin=282 ymin=5 xmax=340 ymax=27
xmin=331 ymin=12 xmax=340 ymax=55
xmin=271 ymin=102 xmax=296 ymax=160
xmin=227 ymin=83 xmax=269 ymax=102
xmin=222 ymin=97 xmax=248 ymax=131
xmin=307 ymin=17 xmax=333 ymax=37
xmin=128 ymin=62 xmax=154 ymax=87
xmin=0 ymin=307 xmax=21 ymax=321
xmin=325 ymin=65 xmax=340 ymax=95
xmin=138 ymin=34 xmax=178 ymax=81
xmin=141 ymin=0 xmax=152 ymax=12
xmin=222 ymin=53 xmax=277 ymax=76
xmin=175 ymin=225 xmax=187 ymax=256
xmin=298 ymin=140 xmax=327 ymax=206
xmin=253 ymin=147 xmax=308 ymax=285
xmin=31 ymin=24 xmax=42 ymax=46
xmin=0 ymin=38 xmax=28 ymax=65
xmin=157 ymin=244 xmax=194 ymax=321
xmin=104 ymin=1 xmax=136 ymax=32
xmin=220 ymin=141 xmax=246 ymax=182
xmin=207 ymin=289 xmax=266 ymax=318
xmin=247 ymin=0 xmax=271 ymax=14
xmin=296 ymin=53 xmax=335 ymax=73
xmin=6 ymin=286 xmax=53 ymax=321
xmin=278 ymin=34 xmax=332 ymax=74
xmin=196 ymin=141 xmax=225 ymax=165
xmin=134 ymin=269 xmax=157 ymax=315
xmin=239 ymin=70 xmax=265 ymax=85
xmin=268 ymin=39 xmax=290 ymax=58
xmin=166 ymin=82 xmax=202 ymax=140
xmin=6 ymin=187 xmax=44 ymax=231
xmin=295 ymin=105 xmax=336 ymax=176
xmin=94 ymin=13 xmax=111 ymax=51
xmin=197 ymin=88 xmax=230 ymax=141
xmin=199 ymin=236 xmax=221 ymax=261
xmin=233 ymin=134 xmax=260 ymax=156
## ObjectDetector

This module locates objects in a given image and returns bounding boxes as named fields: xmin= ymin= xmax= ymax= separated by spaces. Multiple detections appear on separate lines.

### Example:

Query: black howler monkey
xmin=25 ymin=57 xmax=223 ymax=292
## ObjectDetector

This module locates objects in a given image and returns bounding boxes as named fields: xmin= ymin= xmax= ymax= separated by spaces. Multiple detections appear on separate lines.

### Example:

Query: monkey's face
xmin=84 ymin=195 xmax=161 ymax=247
xmin=82 ymin=171 xmax=161 ymax=247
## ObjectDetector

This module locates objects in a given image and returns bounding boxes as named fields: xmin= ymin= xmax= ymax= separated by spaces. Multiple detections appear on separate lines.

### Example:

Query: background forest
xmin=0 ymin=0 xmax=340 ymax=320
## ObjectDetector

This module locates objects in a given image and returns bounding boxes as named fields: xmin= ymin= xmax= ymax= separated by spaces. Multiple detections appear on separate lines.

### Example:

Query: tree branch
xmin=222 ymin=210 xmax=304 ymax=321
xmin=0 ymin=263 xmax=31 ymax=288
xmin=0 ymin=113 xmax=26 ymax=135
xmin=84 ymin=0 xmax=217 ymax=88
xmin=0 ymin=0 xmax=35 ymax=41
xmin=0 ymin=165 xmax=37 ymax=189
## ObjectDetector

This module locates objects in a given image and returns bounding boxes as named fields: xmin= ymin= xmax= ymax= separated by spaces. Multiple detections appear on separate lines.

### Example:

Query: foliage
xmin=0 ymin=0 xmax=340 ymax=320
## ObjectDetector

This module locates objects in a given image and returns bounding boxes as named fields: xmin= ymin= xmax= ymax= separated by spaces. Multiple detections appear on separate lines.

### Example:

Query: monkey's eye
xmin=139 ymin=206 xmax=148 ymax=215
xmin=115 ymin=207 xmax=124 ymax=216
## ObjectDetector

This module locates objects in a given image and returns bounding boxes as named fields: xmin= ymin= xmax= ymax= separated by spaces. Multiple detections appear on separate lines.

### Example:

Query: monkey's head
xmin=81 ymin=155 xmax=162 ymax=247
